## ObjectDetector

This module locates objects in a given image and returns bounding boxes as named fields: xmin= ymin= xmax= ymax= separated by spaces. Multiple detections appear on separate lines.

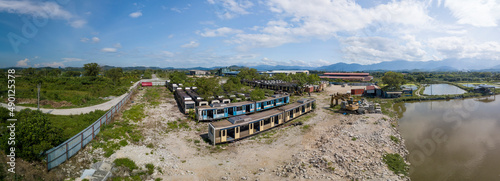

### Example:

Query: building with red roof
xmin=319 ymin=72 xmax=373 ymax=82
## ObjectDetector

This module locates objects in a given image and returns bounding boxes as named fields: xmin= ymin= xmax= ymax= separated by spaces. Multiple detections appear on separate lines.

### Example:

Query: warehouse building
xmin=319 ymin=72 xmax=373 ymax=82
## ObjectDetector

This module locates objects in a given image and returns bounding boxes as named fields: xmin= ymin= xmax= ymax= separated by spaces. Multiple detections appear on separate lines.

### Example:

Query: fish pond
xmin=423 ymin=84 xmax=467 ymax=95
xmin=396 ymin=96 xmax=500 ymax=181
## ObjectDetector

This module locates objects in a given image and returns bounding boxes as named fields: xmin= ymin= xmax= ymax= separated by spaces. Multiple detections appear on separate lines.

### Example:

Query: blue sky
xmin=1 ymin=0 xmax=500 ymax=68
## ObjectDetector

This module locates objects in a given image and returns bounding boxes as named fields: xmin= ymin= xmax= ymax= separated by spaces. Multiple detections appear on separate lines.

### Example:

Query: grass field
xmin=0 ymin=76 xmax=139 ymax=108
xmin=47 ymin=110 xmax=107 ymax=140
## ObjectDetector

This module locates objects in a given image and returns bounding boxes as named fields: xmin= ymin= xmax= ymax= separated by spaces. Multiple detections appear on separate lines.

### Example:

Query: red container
xmin=141 ymin=82 xmax=153 ymax=87
xmin=351 ymin=89 xmax=364 ymax=95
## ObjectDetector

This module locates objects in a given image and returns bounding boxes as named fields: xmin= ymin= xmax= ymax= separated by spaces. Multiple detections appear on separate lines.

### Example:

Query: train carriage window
xmin=264 ymin=118 xmax=271 ymax=125
xmin=217 ymin=109 xmax=224 ymax=114
xmin=186 ymin=103 xmax=195 ymax=109
xmin=240 ymin=125 xmax=249 ymax=132
xmin=236 ymin=106 xmax=243 ymax=111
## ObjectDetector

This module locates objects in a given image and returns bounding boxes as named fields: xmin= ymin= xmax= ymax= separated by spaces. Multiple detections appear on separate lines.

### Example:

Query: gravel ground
xmin=60 ymin=85 xmax=410 ymax=181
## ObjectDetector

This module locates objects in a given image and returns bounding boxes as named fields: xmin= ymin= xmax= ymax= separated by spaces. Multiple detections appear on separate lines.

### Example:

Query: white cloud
xmin=101 ymin=48 xmax=117 ymax=53
xmin=92 ymin=37 xmax=100 ymax=43
xmin=231 ymin=33 xmax=296 ymax=51
xmin=200 ymin=27 xmax=243 ymax=37
xmin=16 ymin=58 xmax=29 ymax=67
xmin=428 ymin=36 xmax=500 ymax=60
xmin=444 ymin=0 xmax=500 ymax=27
xmin=170 ymin=7 xmax=181 ymax=13
xmin=80 ymin=37 xmax=89 ymax=42
xmin=168 ymin=34 xmax=174 ymax=38
xmin=70 ymin=19 xmax=87 ymax=28
xmin=129 ymin=11 xmax=142 ymax=18
xmin=161 ymin=51 xmax=174 ymax=57
xmin=181 ymin=41 xmax=200 ymax=48
xmin=340 ymin=35 xmax=427 ymax=64
xmin=0 ymin=1 xmax=72 ymax=19
xmin=61 ymin=57 xmax=83 ymax=62
xmin=256 ymin=57 xmax=330 ymax=67
xmin=40 ymin=62 xmax=65 ymax=68
xmin=0 ymin=0 xmax=86 ymax=28
xmin=208 ymin=0 xmax=254 ymax=19
xmin=114 ymin=43 xmax=122 ymax=48
xmin=229 ymin=0 xmax=432 ymax=50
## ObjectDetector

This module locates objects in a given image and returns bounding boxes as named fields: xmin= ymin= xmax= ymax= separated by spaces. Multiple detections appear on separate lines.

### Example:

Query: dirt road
xmin=0 ymin=76 xmax=163 ymax=115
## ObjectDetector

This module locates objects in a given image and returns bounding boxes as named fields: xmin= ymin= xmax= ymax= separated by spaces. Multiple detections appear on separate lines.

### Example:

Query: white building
xmin=263 ymin=70 xmax=309 ymax=76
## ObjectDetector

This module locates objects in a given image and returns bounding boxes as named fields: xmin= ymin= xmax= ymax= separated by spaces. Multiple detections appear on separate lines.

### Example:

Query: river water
xmin=397 ymin=96 xmax=500 ymax=181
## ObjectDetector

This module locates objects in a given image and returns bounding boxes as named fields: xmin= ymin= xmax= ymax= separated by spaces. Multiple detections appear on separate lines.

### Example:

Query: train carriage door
xmin=202 ymin=110 xmax=207 ymax=120
xmin=259 ymin=120 xmax=264 ymax=131
xmin=235 ymin=127 xmax=240 ymax=139
xmin=302 ymin=105 xmax=306 ymax=114
xmin=221 ymin=129 xmax=227 ymax=142
xmin=224 ymin=108 xmax=228 ymax=117
xmin=279 ymin=114 xmax=283 ymax=124
xmin=249 ymin=123 xmax=254 ymax=134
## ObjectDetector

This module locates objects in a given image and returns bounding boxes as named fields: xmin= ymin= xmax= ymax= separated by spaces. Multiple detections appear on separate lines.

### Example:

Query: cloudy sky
xmin=1 ymin=0 xmax=500 ymax=68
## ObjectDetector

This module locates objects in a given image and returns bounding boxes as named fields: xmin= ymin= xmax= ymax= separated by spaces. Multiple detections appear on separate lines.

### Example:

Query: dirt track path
xmin=0 ymin=76 xmax=163 ymax=115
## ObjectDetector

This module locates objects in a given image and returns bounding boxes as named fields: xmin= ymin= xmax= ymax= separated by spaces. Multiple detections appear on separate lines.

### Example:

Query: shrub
xmin=145 ymin=163 xmax=155 ymax=175
xmin=382 ymin=153 xmax=408 ymax=176
xmin=119 ymin=140 xmax=128 ymax=146
xmin=114 ymin=158 xmax=138 ymax=171
xmin=390 ymin=135 xmax=399 ymax=143
xmin=0 ymin=109 xmax=63 ymax=161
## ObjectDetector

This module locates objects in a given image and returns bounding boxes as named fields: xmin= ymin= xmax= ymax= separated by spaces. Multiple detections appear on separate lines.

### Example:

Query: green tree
xmin=291 ymin=73 xmax=308 ymax=93
xmin=382 ymin=71 xmax=405 ymax=90
xmin=168 ymin=71 xmax=187 ymax=84
xmin=223 ymin=76 xmax=242 ymax=93
xmin=237 ymin=68 xmax=260 ymax=80
xmin=250 ymin=88 xmax=266 ymax=101
xmin=306 ymin=74 xmax=320 ymax=85
xmin=62 ymin=71 xmax=81 ymax=77
xmin=1 ymin=109 xmax=63 ymax=161
xmin=48 ymin=69 xmax=62 ymax=77
xmin=195 ymin=77 xmax=223 ymax=101
xmin=106 ymin=68 xmax=123 ymax=85
xmin=404 ymin=74 xmax=415 ymax=82
xmin=83 ymin=63 xmax=100 ymax=77
xmin=22 ymin=67 xmax=36 ymax=77
xmin=416 ymin=74 xmax=426 ymax=82
xmin=274 ymin=73 xmax=292 ymax=82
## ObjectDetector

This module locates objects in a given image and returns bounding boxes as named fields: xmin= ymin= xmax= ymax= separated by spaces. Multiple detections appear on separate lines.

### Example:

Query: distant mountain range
xmin=250 ymin=59 xmax=500 ymax=72
xmin=8 ymin=59 xmax=499 ymax=72
xmin=101 ymin=59 xmax=500 ymax=72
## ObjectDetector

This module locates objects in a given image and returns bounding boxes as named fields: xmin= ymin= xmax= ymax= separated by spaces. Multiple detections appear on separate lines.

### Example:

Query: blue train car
xmin=255 ymin=94 xmax=288 ymax=111
xmin=196 ymin=94 xmax=290 ymax=122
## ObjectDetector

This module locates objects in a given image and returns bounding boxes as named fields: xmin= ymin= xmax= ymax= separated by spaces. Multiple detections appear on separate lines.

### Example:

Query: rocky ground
xmin=57 ymin=85 xmax=410 ymax=181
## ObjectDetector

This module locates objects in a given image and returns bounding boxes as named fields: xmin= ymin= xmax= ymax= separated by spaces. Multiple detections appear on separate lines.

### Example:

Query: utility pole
xmin=37 ymin=83 xmax=41 ymax=111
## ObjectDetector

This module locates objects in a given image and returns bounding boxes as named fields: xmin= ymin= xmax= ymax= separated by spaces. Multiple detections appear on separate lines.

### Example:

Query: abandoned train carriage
xmin=185 ymin=89 xmax=209 ymax=107
xmin=196 ymin=94 xmax=290 ymax=121
xmin=175 ymin=89 xmax=196 ymax=114
xmin=208 ymin=98 xmax=316 ymax=145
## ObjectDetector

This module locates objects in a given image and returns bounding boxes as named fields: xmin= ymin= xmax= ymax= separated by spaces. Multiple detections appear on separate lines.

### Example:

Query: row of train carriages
xmin=165 ymin=80 xmax=316 ymax=145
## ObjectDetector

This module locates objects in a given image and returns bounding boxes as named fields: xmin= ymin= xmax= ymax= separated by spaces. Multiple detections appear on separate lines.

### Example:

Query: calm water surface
xmin=397 ymin=96 xmax=500 ymax=181
xmin=423 ymin=84 xmax=467 ymax=95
